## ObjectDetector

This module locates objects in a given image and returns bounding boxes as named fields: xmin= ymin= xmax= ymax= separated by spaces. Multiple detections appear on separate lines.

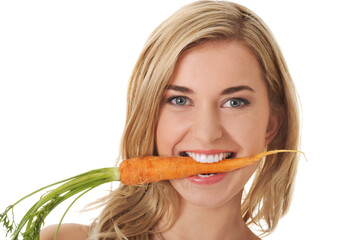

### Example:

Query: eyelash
xmin=222 ymin=97 xmax=250 ymax=108
xmin=166 ymin=96 xmax=191 ymax=106
xmin=166 ymin=96 xmax=250 ymax=108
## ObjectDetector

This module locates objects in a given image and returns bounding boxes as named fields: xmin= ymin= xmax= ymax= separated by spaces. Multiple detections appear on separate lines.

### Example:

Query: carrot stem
xmin=1 ymin=168 xmax=120 ymax=240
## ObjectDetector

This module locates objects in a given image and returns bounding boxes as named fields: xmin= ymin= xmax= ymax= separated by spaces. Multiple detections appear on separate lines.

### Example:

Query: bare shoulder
xmin=40 ymin=223 xmax=90 ymax=240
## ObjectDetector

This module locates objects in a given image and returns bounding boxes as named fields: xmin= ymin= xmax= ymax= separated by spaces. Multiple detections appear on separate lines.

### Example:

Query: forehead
xmin=170 ymin=40 xmax=263 ymax=91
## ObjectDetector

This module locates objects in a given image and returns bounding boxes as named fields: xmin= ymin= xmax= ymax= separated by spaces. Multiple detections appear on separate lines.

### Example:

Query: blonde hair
xmin=92 ymin=1 xmax=300 ymax=239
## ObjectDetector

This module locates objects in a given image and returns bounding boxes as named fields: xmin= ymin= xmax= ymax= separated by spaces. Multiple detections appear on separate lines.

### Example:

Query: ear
xmin=265 ymin=108 xmax=284 ymax=146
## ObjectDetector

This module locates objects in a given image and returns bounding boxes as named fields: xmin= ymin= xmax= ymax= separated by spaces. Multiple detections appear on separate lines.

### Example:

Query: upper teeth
xmin=186 ymin=152 xmax=232 ymax=163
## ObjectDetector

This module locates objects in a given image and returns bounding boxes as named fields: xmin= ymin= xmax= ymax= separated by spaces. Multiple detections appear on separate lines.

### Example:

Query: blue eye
xmin=167 ymin=96 xmax=189 ymax=106
xmin=223 ymin=98 xmax=249 ymax=108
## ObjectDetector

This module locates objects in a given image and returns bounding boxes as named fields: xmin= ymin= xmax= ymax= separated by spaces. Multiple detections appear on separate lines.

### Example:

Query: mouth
xmin=179 ymin=151 xmax=235 ymax=163
xmin=179 ymin=151 xmax=235 ymax=177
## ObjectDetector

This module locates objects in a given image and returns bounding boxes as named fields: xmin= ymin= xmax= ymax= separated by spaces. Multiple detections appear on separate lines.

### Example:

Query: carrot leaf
xmin=0 ymin=167 xmax=120 ymax=240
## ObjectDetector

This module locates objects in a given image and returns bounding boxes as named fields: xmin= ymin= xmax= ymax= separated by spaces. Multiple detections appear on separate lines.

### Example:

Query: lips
xmin=187 ymin=172 xmax=227 ymax=184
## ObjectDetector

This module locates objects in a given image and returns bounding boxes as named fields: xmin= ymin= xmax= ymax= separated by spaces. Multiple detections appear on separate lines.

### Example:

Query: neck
xmin=158 ymin=191 xmax=259 ymax=240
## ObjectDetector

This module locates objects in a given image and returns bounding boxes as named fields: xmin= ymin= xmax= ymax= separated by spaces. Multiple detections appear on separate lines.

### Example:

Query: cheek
xmin=156 ymin=108 xmax=189 ymax=156
xmin=222 ymin=111 xmax=269 ymax=153
xmin=156 ymin=112 xmax=171 ymax=155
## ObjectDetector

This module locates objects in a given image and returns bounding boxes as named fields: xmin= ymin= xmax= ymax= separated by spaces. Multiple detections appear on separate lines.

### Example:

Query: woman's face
xmin=156 ymin=40 xmax=280 ymax=208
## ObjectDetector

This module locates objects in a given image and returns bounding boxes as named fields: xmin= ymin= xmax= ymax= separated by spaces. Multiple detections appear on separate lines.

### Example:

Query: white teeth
xmin=185 ymin=152 xmax=232 ymax=163
xmin=197 ymin=173 xmax=216 ymax=177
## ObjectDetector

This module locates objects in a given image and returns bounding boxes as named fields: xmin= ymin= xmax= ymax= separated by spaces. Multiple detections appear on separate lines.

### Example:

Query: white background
xmin=1 ymin=1 xmax=359 ymax=239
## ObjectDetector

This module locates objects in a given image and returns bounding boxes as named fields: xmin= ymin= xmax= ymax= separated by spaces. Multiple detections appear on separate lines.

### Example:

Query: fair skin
xmin=40 ymin=223 xmax=89 ymax=240
xmin=40 ymin=40 xmax=280 ymax=240
xmin=155 ymin=40 xmax=280 ymax=240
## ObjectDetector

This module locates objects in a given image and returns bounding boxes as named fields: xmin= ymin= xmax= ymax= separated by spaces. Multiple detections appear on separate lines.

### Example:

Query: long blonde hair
xmin=92 ymin=1 xmax=300 ymax=239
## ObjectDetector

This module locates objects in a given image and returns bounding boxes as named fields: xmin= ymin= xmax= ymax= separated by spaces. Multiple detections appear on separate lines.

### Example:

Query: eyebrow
xmin=165 ymin=84 xmax=254 ymax=94
xmin=221 ymin=85 xmax=254 ymax=95
xmin=166 ymin=85 xmax=194 ymax=94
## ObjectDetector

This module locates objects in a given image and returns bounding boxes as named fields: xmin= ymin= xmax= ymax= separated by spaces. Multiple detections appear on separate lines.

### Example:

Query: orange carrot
xmin=120 ymin=149 xmax=302 ymax=185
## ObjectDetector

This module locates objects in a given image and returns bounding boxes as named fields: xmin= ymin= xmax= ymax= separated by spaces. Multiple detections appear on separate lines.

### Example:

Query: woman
xmin=41 ymin=1 xmax=300 ymax=239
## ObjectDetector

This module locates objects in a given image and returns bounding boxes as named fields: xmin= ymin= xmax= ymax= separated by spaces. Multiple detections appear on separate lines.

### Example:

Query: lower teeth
xmin=197 ymin=173 xmax=217 ymax=177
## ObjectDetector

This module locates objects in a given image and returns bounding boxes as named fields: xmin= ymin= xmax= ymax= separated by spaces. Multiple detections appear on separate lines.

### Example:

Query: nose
xmin=190 ymin=106 xmax=223 ymax=144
